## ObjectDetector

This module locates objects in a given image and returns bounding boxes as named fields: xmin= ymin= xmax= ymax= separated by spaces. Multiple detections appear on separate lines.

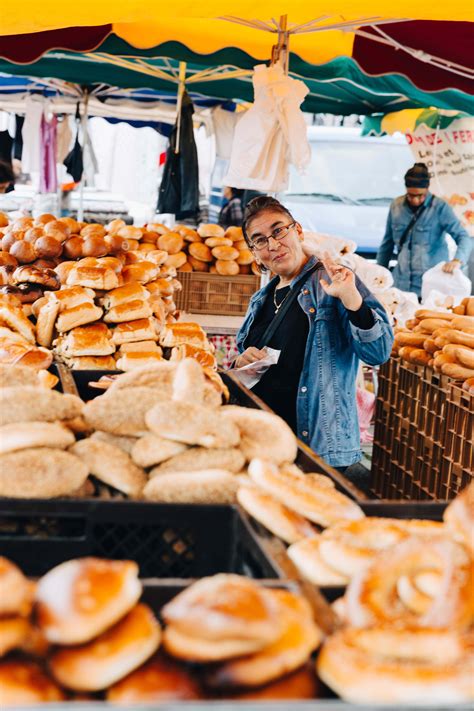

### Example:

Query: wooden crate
xmin=174 ymin=271 xmax=260 ymax=316
xmin=371 ymin=359 xmax=472 ymax=501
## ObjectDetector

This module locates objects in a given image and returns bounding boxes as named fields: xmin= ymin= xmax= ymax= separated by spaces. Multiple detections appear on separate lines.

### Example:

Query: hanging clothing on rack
xmin=21 ymin=96 xmax=44 ymax=174
xmin=0 ymin=131 xmax=13 ymax=165
xmin=56 ymin=116 xmax=72 ymax=163
xmin=40 ymin=113 xmax=58 ymax=193
xmin=13 ymin=115 xmax=24 ymax=161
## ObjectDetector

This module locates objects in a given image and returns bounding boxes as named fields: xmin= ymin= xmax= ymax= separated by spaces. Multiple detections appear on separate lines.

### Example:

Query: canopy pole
xmin=78 ymin=90 xmax=89 ymax=222
xmin=271 ymin=15 xmax=290 ymax=74
xmin=175 ymin=62 xmax=187 ymax=154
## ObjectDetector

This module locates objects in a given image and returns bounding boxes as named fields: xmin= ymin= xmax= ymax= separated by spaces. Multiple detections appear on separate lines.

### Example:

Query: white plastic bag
xmin=421 ymin=262 xmax=472 ymax=303
xmin=232 ymin=347 xmax=281 ymax=389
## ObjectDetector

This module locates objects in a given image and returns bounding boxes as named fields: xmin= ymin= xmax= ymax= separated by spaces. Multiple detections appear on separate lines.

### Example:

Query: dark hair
xmin=228 ymin=187 xmax=244 ymax=199
xmin=242 ymin=196 xmax=294 ymax=246
xmin=0 ymin=160 xmax=14 ymax=185
xmin=404 ymin=162 xmax=430 ymax=189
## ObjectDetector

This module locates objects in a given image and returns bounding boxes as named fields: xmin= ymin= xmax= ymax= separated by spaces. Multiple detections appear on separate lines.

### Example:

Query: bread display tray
xmin=0 ymin=501 xmax=283 ymax=580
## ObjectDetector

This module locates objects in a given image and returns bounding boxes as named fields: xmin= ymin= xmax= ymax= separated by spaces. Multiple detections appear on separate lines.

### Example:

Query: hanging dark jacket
xmin=157 ymin=90 xmax=199 ymax=220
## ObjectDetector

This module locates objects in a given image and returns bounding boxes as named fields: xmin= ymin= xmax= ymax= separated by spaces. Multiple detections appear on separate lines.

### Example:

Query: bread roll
xmin=66 ymin=266 xmax=119 ymax=290
xmin=54 ymin=322 xmax=115 ymax=357
xmin=180 ymin=227 xmax=201 ymax=243
xmin=189 ymin=242 xmax=212 ymax=263
xmin=178 ymin=260 xmax=192 ymax=272
xmin=212 ymin=246 xmax=239 ymax=261
xmin=102 ymin=282 xmax=149 ymax=310
xmin=83 ymin=386 xmax=168 ymax=435
xmin=188 ymin=256 xmax=209 ymax=272
xmin=34 ymin=236 xmax=62 ymax=259
xmin=56 ymin=302 xmax=103 ymax=332
xmin=12 ymin=265 xmax=59 ymax=290
xmin=237 ymin=249 xmax=254 ymax=265
xmin=107 ymin=654 xmax=203 ymax=703
xmin=443 ymin=329 xmax=474 ymax=349
xmin=222 ymin=407 xmax=297 ymax=464
xmin=104 ymin=299 xmax=152 ymax=324
xmin=206 ymin=589 xmax=321 ymax=689
xmin=50 ymin=604 xmax=161 ymax=692
xmin=10 ymin=240 xmax=36 ymax=264
xmin=118 ymin=226 xmax=143 ymax=241
xmin=197 ymin=224 xmax=225 ymax=238
xmin=225 ymin=226 xmax=244 ymax=242
xmin=111 ymin=317 xmax=159 ymax=345
xmin=36 ymin=558 xmax=142 ymax=645
xmin=247 ymin=459 xmax=364 ymax=527
xmin=122 ymin=262 xmax=159 ymax=284
xmin=441 ymin=362 xmax=474 ymax=380
xmin=82 ymin=236 xmax=108 ymax=257
xmin=151 ymin=447 xmax=245 ymax=476
xmin=394 ymin=332 xmax=427 ymax=347
xmin=0 ymin=387 xmax=83 ymax=426
xmin=81 ymin=223 xmax=106 ymax=239
xmin=70 ymin=439 xmax=147 ymax=496
xmin=164 ymin=252 xmax=187 ymax=269
xmin=0 ymin=448 xmax=88 ymax=498
xmin=0 ymin=421 xmax=75 ymax=454
xmin=0 ymin=661 xmax=65 ymax=705
xmin=44 ymin=219 xmax=69 ymax=238
xmin=455 ymin=346 xmax=474 ymax=369
xmin=158 ymin=232 xmax=184 ymax=254
xmin=0 ymin=557 xmax=34 ymax=617
xmin=452 ymin=315 xmax=474 ymax=330
xmin=159 ymin=322 xmax=209 ymax=350
xmin=205 ymin=237 xmax=233 ymax=248
xmin=215 ymin=260 xmax=239 ymax=276
xmin=62 ymin=236 xmax=84 ymax=259
xmin=0 ymin=302 xmax=35 ymax=342
xmin=237 ymin=485 xmax=317 ymax=544
xmin=106 ymin=218 xmax=126 ymax=234
xmin=415 ymin=309 xmax=456 ymax=321
xmin=36 ymin=299 xmax=60 ymax=348
xmin=65 ymin=355 xmax=118 ymax=370
xmin=54 ymin=260 xmax=76 ymax=284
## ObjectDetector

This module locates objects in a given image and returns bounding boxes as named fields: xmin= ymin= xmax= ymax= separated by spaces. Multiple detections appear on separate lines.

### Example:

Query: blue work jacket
xmin=377 ymin=192 xmax=472 ymax=296
xmin=236 ymin=257 xmax=394 ymax=468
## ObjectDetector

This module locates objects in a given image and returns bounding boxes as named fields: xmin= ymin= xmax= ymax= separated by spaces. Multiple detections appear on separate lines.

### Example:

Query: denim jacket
xmin=377 ymin=193 xmax=472 ymax=296
xmin=236 ymin=257 xmax=394 ymax=467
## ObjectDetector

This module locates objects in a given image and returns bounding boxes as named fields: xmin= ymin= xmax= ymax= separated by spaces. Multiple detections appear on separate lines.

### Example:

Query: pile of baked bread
xmin=0 ymin=559 xmax=323 ymax=703
xmin=392 ymin=299 xmax=474 ymax=391
xmin=240 ymin=481 xmax=474 ymax=705
xmin=0 ymin=484 xmax=471 ymax=705
xmin=0 ymin=358 xmax=267 ymax=500
xmin=159 ymin=223 xmax=257 ymax=276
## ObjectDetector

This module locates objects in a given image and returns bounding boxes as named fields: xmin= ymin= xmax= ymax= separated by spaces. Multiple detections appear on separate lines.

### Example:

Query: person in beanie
xmin=377 ymin=162 xmax=472 ymax=297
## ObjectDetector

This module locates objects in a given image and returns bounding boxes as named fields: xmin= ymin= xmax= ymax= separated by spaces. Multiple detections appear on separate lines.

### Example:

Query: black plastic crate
xmin=0 ymin=501 xmax=283 ymax=580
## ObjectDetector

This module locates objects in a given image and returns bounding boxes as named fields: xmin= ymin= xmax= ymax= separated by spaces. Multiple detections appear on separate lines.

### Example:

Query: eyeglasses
xmin=249 ymin=222 xmax=296 ymax=251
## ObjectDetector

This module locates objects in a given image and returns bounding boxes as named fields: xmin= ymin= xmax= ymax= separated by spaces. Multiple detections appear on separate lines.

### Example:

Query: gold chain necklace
xmin=273 ymin=286 xmax=291 ymax=314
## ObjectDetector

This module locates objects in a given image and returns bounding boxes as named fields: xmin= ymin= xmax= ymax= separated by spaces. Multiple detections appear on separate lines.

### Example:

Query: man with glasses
xmin=377 ymin=162 xmax=472 ymax=297
xmin=234 ymin=196 xmax=393 ymax=472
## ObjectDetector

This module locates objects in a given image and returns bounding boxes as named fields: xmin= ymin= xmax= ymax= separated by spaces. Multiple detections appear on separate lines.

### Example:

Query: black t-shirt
xmin=244 ymin=281 xmax=375 ymax=433
xmin=246 ymin=284 xmax=308 ymax=432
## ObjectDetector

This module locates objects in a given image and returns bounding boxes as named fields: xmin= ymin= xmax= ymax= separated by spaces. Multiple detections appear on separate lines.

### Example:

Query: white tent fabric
xmin=224 ymin=63 xmax=310 ymax=192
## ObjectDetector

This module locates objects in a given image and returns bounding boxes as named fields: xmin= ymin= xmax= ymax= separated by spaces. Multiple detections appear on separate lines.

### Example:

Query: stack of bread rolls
xmin=0 ymin=292 xmax=54 ymax=372
xmin=0 ymin=559 xmax=322 ymax=702
xmin=392 ymin=298 xmax=474 ymax=391
xmin=162 ymin=223 xmax=257 ymax=276
xmin=0 ymin=383 xmax=89 ymax=498
xmin=317 ymin=483 xmax=473 ymax=705
xmin=69 ymin=358 xmax=290 ymax=501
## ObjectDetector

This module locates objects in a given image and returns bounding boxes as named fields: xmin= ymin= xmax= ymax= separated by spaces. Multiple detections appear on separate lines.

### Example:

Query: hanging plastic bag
xmin=421 ymin=262 xmax=471 ymax=304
